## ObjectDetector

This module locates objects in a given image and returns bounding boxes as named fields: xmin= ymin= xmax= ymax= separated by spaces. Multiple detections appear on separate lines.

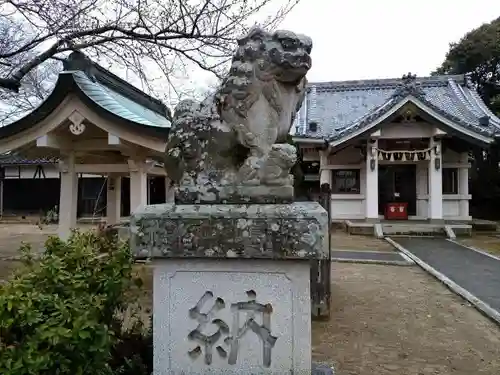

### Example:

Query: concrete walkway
xmin=391 ymin=237 xmax=500 ymax=320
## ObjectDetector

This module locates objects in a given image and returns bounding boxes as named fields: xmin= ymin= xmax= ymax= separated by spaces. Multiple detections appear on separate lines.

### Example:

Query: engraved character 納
xmin=187 ymin=291 xmax=230 ymax=364
xmin=187 ymin=290 xmax=278 ymax=367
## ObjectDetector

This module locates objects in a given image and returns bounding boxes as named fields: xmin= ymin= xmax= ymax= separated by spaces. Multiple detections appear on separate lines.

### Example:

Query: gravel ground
xmin=314 ymin=264 xmax=500 ymax=375
xmin=0 ymin=224 xmax=99 ymax=259
xmin=126 ymin=263 xmax=500 ymax=375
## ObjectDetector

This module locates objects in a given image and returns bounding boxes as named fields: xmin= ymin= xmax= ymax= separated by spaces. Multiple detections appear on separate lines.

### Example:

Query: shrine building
xmin=293 ymin=73 xmax=500 ymax=224
xmin=0 ymin=51 xmax=173 ymax=239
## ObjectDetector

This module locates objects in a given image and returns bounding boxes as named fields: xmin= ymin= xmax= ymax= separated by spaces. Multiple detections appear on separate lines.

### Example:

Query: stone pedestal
xmin=130 ymin=202 xmax=331 ymax=375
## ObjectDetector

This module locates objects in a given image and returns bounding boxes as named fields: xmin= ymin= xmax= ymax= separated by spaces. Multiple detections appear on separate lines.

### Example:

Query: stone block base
xmin=131 ymin=202 xmax=329 ymax=260
xmin=153 ymin=259 xmax=312 ymax=375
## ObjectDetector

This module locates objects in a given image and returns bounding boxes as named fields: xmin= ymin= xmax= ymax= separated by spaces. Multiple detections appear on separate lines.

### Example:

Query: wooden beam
xmin=127 ymin=159 xmax=145 ymax=172
xmin=434 ymin=127 xmax=447 ymax=136
xmin=36 ymin=134 xmax=62 ymax=148
xmin=72 ymin=139 xmax=124 ymax=151
xmin=75 ymin=164 xmax=129 ymax=173
xmin=0 ymin=179 xmax=3 ymax=218
xmin=37 ymin=134 xmax=128 ymax=152
xmin=108 ymin=133 xmax=121 ymax=145
xmin=74 ymin=163 xmax=166 ymax=175
xmin=319 ymin=150 xmax=328 ymax=167
xmin=443 ymin=162 xmax=471 ymax=169
xmin=149 ymin=166 xmax=167 ymax=176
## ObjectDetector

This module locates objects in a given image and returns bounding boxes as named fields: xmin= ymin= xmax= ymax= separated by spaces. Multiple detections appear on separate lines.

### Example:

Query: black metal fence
xmin=311 ymin=183 xmax=332 ymax=320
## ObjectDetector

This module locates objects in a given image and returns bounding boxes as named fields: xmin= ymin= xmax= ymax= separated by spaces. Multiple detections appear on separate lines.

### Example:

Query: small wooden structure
xmin=0 ymin=51 xmax=174 ymax=237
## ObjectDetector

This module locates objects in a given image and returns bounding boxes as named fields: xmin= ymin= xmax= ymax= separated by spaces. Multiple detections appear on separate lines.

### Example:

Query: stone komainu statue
xmin=164 ymin=27 xmax=312 ymax=203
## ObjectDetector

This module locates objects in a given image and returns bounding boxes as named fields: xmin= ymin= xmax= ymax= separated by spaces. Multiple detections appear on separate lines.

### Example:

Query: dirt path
xmin=313 ymin=264 xmax=500 ymax=375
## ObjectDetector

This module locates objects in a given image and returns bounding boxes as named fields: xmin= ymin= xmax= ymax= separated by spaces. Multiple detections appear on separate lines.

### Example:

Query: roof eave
xmin=0 ymin=72 xmax=170 ymax=142
xmin=466 ymin=87 xmax=500 ymax=129
xmin=0 ymin=74 xmax=74 ymax=140
xmin=328 ymin=96 xmax=494 ymax=149
xmin=291 ymin=136 xmax=327 ymax=145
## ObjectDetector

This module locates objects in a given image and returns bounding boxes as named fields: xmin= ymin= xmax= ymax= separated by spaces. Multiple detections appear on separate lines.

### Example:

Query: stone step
xmin=381 ymin=224 xmax=446 ymax=236
xmin=471 ymin=219 xmax=498 ymax=232
xmin=449 ymin=224 xmax=472 ymax=236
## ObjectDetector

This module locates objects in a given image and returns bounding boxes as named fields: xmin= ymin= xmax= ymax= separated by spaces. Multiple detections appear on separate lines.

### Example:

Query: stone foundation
xmin=131 ymin=202 xmax=329 ymax=260
xmin=153 ymin=259 xmax=311 ymax=374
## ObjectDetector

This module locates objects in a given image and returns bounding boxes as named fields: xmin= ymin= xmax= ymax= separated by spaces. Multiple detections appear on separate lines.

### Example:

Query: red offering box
xmin=385 ymin=202 xmax=408 ymax=220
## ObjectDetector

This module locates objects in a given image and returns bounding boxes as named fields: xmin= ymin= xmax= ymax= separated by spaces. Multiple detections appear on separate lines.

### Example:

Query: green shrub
xmin=0 ymin=229 xmax=141 ymax=375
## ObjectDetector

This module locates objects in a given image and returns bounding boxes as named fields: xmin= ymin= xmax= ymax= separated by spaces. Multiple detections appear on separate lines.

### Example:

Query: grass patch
xmin=460 ymin=235 xmax=500 ymax=255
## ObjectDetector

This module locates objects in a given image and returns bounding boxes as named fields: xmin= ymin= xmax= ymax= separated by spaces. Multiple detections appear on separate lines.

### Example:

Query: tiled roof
xmin=63 ymin=52 xmax=171 ymax=128
xmin=0 ymin=153 xmax=58 ymax=165
xmin=295 ymin=74 xmax=500 ymax=142
xmin=0 ymin=152 xmax=166 ymax=167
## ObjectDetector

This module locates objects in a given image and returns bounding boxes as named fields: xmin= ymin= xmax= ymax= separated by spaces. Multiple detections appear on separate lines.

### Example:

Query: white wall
xmin=380 ymin=122 xmax=434 ymax=139
xmin=327 ymin=147 xmax=365 ymax=219
xmin=328 ymin=146 xmax=363 ymax=165
xmin=442 ymin=148 xmax=461 ymax=163
xmin=415 ymin=163 xmax=428 ymax=218
xmin=442 ymin=149 xmax=471 ymax=220
xmin=443 ymin=197 xmax=460 ymax=218
xmin=306 ymin=141 xmax=472 ymax=221
xmin=331 ymin=195 xmax=365 ymax=219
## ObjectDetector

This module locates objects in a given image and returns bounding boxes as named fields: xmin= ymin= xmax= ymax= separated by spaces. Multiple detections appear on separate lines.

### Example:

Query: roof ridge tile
xmin=308 ymin=74 xmax=465 ymax=93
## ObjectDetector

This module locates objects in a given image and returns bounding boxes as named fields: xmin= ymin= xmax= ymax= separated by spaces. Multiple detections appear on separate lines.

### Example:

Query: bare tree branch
xmin=0 ymin=0 xmax=300 ymax=126
xmin=0 ymin=0 xmax=300 ymax=92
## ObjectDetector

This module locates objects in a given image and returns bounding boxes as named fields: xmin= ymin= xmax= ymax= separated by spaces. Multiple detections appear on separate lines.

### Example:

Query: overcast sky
xmin=6 ymin=0 xmax=500 ymax=117
xmin=276 ymin=0 xmax=500 ymax=82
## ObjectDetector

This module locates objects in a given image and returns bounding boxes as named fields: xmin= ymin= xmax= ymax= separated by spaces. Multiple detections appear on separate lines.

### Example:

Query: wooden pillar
xmin=0 ymin=180 xmax=3 ymax=218
xmin=319 ymin=150 xmax=332 ymax=203
xmin=58 ymin=152 xmax=78 ymax=240
xmin=0 ymin=166 xmax=4 ymax=218
xmin=106 ymin=174 xmax=122 ymax=225
xmin=319 ymin=169 xmax=332 ymax=187
xmin=129 ymin=159 xmax=148 ymax=214
xmin=0 ymin=167 xmax=4 ymax=218
xmin=459 ymin=152 xmax=470 ymax=219
xmin=428 ymin=138 xmax=443 ymax=221
xmin=365 ymin=139 xmax=379 ymax=221
xmin=319 ymin=150 xmax=332 ymax=185
xmin=165 ymin=177 xmax=175 ymax=203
